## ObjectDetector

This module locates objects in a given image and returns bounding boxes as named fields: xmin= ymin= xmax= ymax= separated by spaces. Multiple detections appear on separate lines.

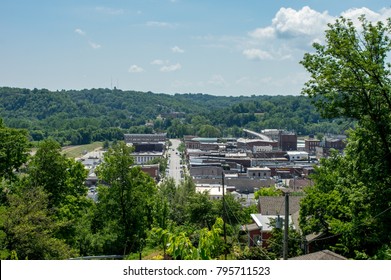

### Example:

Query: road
xmin=166 ymin=139 xmax=183 ymax=185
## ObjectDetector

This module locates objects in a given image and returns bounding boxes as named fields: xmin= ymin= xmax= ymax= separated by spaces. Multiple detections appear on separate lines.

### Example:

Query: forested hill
xmin=0 ymin=87 xmax=351 ymax=145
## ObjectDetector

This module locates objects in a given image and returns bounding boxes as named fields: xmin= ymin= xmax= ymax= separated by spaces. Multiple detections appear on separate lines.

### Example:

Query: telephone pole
xmin=222 ymin=172 xmax=227 ymax=260
xmin=283 ymin=190 xmax=289 ymax=260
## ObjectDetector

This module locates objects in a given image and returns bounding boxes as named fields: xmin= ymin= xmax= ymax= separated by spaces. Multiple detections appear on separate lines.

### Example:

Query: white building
xmin=286 ymin=151 xmax=309 ymax=161
xmin=132 ymin=151 xmax=164 ymax=165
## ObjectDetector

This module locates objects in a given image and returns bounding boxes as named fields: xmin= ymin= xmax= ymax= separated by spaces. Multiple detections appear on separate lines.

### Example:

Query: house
xmin=247 ymin=214 xmax=294 ymax=247
xmin=242 ymin=195 xmax=304 ymax=247
xmin=289 ymin=249 xmax=347 ymax=260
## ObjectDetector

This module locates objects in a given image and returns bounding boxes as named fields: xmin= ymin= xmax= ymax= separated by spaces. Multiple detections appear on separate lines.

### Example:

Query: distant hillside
xmin=0 ymin=87 xmax=352 ymax=145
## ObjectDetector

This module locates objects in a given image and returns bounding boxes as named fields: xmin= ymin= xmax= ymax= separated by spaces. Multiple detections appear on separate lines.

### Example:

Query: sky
xmin=1 ymin=1 xmax=390 ymax=96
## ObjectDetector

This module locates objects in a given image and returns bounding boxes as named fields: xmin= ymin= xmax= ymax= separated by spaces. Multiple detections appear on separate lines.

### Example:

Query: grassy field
xmin=62 ymin=142 xmax=104 ymax=158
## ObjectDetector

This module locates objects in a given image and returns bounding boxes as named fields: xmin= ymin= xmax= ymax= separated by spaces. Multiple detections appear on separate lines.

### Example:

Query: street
xmin=166 ymin=139 xmax=183 ymax=185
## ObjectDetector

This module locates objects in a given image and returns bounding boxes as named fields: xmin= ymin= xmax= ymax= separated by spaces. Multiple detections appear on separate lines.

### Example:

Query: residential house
xmin=289 ymin=249 xmax=347 ymax=260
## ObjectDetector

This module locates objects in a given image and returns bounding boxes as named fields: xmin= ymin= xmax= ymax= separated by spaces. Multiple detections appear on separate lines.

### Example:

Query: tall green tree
xmin=96 ymin=141 xmax=157 ymax=255
xmin=300 ymin=16 xmax=391 ymax=258
xmin=27 ymin=139 xmax=88 ymax=210
xmin=0 ymin=119 xmax=30 ymax=182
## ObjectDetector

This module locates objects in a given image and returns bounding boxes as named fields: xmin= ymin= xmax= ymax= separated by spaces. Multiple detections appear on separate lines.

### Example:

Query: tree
xmin=300 ymin=16 xmax=391 ymax=258
xmin=26 ymin=138 xmax=91 ymax=252
xmin=186 ymin=191 xmax=218 ymax=229
xmin=96 ymin=141 xmax=157 ymax=255
xmin=0 ymin=119 xmax=30 ymax=181
xmin=267 ymin=218 xmax=304 ymax=259
xmin=301 ymin=16 xmax=391 ymax=167
xmin=0 ymin=185 xmax=76 ymax=259
xmin=27 ymin=139 xmax=88 ymax=210
xmin=254 ymin=186 xmax=282 ymax=199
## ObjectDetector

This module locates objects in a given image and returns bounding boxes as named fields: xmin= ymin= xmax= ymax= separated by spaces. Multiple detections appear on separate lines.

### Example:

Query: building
xmin=305 ymin=138 xmax=320 ymax=154
xmin=133 ymin=151 xmax=164 ymax=165
xmin=237 ymin=138 xmax=279 ymax=150
xmin=289 ymin=250 xmax=347 ymax=260
xmin=248 ymin=214 xmax=294 ymax=247
xmin=124 ymin=133 xmax=167 ymax=144
xmin=247 ymin=167 xmax=271 ymax=179
xmin=316 ymin=137 xmax=346 ymax=157
xmin=279 ymin=132 xmax=297 ymax=151
xmin=286 ymin=151 xmax=309 ymax=161
xmin=133 ymin=142 xmax=164 ymax=152
xmin=195 ymin=184 xmax=235 ymax=200
xmin=140 ymin=164 xmax=160 ymax=181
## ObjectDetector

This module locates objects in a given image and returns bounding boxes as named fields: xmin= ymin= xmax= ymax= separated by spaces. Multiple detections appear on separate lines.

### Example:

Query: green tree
xmin=198 ymin=124 xmax=221 ymax=138
xmin=26 ymin=138 xmax=91 ymax=253
xmin=0 ymin=119 xmax=30 ymax=181
xmin=186 ymin=191 xmax=218 ymax=229
xmin=96 ymin=141 xmax=157 ymax=255
xmin=300 ymin=16 xmax=391 ymax=258
xmin=27 ymin=139 xmax=88 ymax=210
xmin=0 ymin=185 xmax=76 ymax=259
xmin=267 ymin=218 xmax=304 ymax=259
xmin=254 ymin=186 xmax=283 ymax=199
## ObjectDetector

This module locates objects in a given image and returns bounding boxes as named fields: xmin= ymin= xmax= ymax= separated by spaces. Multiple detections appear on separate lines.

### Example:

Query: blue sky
xmin=1 ymin=1 xmax=390 ymax=96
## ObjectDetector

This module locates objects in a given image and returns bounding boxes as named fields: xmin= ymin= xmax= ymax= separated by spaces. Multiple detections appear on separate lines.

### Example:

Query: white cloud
xmin=249 ymin=26 xmax=275 ymax=39
xmin=272 ymin=6 xmax=333 ymax=39
xmin=341 ymin=7 xmax=391 ymax=28
xmin=160 ymin=63 xmax=181 ymax=72
xmin=243 ymin=48 xmax=273 ymax=60
xmin=74 ymin=28 xmax=86 ymax=36
xmin=171 ymin=46 xmax=185 ymax=53
xmin=88 ymin=41 xmax=101 ymax=49
xmin=128 ymin=65 xmax=144 ymax=73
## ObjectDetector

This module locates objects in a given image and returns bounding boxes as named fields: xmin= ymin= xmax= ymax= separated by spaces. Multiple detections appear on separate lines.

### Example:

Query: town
xmin=78 ymin=129 xmax=347 ymax=260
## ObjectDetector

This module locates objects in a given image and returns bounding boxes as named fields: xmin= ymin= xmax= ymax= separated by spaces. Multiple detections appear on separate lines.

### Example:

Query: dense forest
xmin=0 ymin=87 xmax=351 ymax=145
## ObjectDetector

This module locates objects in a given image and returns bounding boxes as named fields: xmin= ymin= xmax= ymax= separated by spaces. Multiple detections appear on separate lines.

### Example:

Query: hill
xmin=0 ymin=87 xmax=351 ymax=145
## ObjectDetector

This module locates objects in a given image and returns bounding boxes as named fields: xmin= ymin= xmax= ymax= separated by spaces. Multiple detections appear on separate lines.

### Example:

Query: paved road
xmin=167 ymin=139 xmax=183 ymax=185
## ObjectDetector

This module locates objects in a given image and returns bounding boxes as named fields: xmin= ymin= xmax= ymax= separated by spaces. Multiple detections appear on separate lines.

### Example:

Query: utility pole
xmin=283 ymin=190 xmax=289 ymax=260
xmin=222 ymin=172 xmax=227 ymax=260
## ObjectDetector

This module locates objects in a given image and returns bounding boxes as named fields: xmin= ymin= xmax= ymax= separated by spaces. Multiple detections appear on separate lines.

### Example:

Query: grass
xmin=126 ymin=247 xmax=164 ymax=260
xmin=62 ymin=142 xmax=103 ymax=158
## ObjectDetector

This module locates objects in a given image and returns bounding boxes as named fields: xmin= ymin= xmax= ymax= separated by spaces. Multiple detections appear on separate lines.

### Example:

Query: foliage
xmin=300 ymin=16 xmax=391 ymax=258
xmin=267 ymin=218 xmax=304 ymax=259
xmin=0 ymin=119 xmax=30 ymax=181
xmin=232 ymin=245 xmax=275 ymax=260
xmin=0 ymin=185 xmax=76 ymax=259
xmin=254 ymin=186 xmax=283 ymax=199
xmin=0 ymin=87 xmax=351 ymax=144
xmin=96 ymin=141 xmax=157 ymax=255
xmin=27 ymin=139 xmax=88 ymax=210
xmin=166 ymin=218 xmax=225 ymax=260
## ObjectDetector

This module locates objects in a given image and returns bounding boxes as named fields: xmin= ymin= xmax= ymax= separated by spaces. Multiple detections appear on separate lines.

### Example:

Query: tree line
xmin=0 ymin=87 xmax=351 ymax=146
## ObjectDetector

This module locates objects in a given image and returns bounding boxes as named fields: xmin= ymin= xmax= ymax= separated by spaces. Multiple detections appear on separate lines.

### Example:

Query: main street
xmin=166 ymin=139 xmax=183 ymax=185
